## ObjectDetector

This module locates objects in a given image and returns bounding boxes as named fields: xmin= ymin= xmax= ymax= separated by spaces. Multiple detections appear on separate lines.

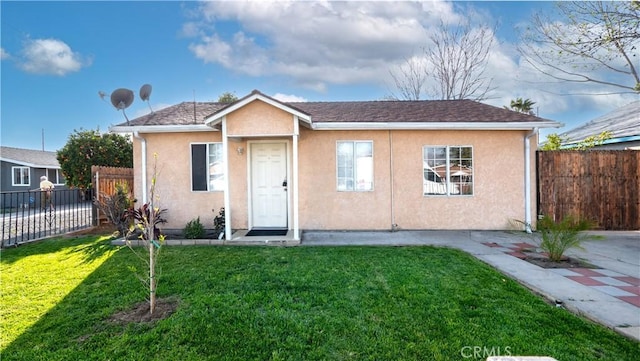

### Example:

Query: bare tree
xmin=388 ymin=56 xmax=428 ymax=100
xmin=388 ymin=22 xmax=496 ymax=101
xmin=519 ymin=1 xmax=640 ymax=94
xmin=426 ymin=22 xmax=496 ymax=101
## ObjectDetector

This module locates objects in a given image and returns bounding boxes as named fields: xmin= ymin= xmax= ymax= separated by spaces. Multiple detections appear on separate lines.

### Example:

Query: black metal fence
xmin=1 ymin=189 xmax=94 ymax=247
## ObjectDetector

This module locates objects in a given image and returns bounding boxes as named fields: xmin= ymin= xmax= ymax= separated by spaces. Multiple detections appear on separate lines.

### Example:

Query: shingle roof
xmin=119 ymin=94 xmax=552 ymax=127
xmin=561 ymin=100 xmax=640 ymax=144
xmin=0 ymin=146 xmax=60 ymax=168
xmin=126 ymin=102 xmax=226 ymax=126
xmin=288 ymin=99 xmax=546 ymax=123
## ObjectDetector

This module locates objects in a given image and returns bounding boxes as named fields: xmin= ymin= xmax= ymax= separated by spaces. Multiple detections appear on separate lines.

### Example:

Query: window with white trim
xmin=191 ymin=143 xmax=225 ymax=191
xmin=46 ymin=169 xmax=66 ymax=185
xmin=12 ymin=166 xmax=30 ymax=186
xmin=423 ymin=146 xmax=473 ymax=196
xmin=337 ymin=141 xmax=373 ymax=191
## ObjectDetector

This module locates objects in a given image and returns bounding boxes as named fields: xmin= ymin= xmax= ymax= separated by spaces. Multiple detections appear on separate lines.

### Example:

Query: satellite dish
xmin=139 ymin=84 xmax=154 ymax=113
xmin=139 ymin=84 xmax=152 ymax=101
xmin=110 ymin=88 xmax=134 ymax=124
xmin=110 ymin=88 xmax=134 ymax=109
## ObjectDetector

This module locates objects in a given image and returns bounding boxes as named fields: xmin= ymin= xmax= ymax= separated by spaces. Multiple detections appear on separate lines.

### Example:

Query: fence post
xmin=93 ymin=169 xmax=100 ymax=226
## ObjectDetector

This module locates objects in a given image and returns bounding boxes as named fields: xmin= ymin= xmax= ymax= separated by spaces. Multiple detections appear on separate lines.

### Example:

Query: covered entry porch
xmin=206 ymin=91 xmax=309 ymax=241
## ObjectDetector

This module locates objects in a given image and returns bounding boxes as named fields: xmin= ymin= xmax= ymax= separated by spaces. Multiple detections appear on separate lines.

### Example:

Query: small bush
xmin=94 ymin=183 xmax=134 ymax=236
xmin=125 ymin=202 xmax=168 ymax=241
xmin=183 ymin=217 xmax=206 ymax=239
xmin=213 ymin=208 xmax=225 ymax=239
xmin=537 ymin=215 xmax=601 ymax=261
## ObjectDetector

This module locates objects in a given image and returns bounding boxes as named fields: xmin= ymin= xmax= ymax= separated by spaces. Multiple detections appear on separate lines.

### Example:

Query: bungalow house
xmin=0 ymin=146 xmax=66 ymax=192
xmin=109 ymin=90 xmax=561 ymax=241
xmin=560 ymin=100 xmax=640 ymax=150
xmin=0 ymin=146 xmax=67 ymax=210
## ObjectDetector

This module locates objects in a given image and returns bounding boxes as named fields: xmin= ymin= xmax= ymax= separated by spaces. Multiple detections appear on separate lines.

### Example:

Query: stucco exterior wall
xmin=298 ymin=129 xmax=392 ymax=230
xmin=133 ymin=132 xmax=225 ymax=229
xmin=298 ymin=128 xmax=532 ymax=230
xmin=389 ymin=130 xmax=529 ymax=230
xmin=227 ymin=139 xmax=249 ymax=230
xmin=226 ymin=100 xmax=294 ymax=136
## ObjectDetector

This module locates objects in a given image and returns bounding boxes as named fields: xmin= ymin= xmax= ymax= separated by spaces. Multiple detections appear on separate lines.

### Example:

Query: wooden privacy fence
xmin=92 ymin=166 xmax=134 ymax=224
xmin=537 ymin=150 xmax=640 ymax=230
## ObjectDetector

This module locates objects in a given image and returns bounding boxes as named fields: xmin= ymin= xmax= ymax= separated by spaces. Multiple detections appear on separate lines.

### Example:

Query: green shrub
xmin=94 ymin=183 xmax=134 ymax=237
xmin=183 ymin=217 xmax=205 ymax=239
xmin=537 ymin=215 xmax=601 ymax=261
xmin=213 ymin=207 xmax=225 ymax=239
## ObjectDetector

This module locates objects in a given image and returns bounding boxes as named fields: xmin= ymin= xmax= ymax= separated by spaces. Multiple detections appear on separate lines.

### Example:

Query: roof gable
xmin=205 ymin=90 xmax=311 ymax=127
xmin=1 ymin=146 xmax=60 ymax=168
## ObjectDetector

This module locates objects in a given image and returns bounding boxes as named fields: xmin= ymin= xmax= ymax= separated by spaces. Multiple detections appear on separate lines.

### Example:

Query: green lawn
xmin=1 ymin=236 xmax=637 ymax=361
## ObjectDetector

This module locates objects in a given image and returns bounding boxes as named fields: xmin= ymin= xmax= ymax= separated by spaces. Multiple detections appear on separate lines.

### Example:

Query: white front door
xmin=250 ymin=142 xmax=288 ymax=228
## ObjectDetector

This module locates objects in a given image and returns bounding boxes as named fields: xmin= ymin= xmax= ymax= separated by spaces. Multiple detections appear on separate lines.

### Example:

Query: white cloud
xmin=187 ymin=0 xmax=448 ymax=90
xmin=18 ymin=38 xmax=90 ymax=76
xmin=180 ymin=22 xmax=202 ymax=38
xmin=272 ymin=93 xmax=307 ymax=102
xmin=0 ymin=48 xmax=9 ymax=60
xmin=420 ymin=0 xmax=464 ymax=24
xmin=189 ymin=34 xmax=233 ymax=66
xmin=185 ymin=0 xmax=636 ymax=122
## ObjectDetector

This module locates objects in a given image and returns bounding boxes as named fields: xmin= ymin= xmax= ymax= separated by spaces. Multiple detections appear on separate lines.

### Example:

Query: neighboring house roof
xmin=0 ymin=146 xmax=60 ymax=168
xmin=111 ymin=89 xmax=561 ymax=133
xmin=561 ymin=100 xmax=640 ymax=146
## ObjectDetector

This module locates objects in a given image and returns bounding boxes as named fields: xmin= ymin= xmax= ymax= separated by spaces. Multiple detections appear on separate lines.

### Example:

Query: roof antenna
xmin=193 ymin=89 xmax=196 ymax=124
xmin=110 ymin=88 xmax=134 ymax=125
xmin=139 ymin=84 xmax=154 ymax=113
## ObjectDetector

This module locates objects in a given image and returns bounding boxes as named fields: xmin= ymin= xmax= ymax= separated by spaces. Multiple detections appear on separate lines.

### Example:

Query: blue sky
xmin=1 ymin=1 xmax=637 ymax=151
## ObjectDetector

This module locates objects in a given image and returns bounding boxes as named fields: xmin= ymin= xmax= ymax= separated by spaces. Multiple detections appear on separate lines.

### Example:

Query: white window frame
xmin=46 ymin=168 xmax=65 ymax=185
xmin=191 ymin=143 xmax=225 ymax=192
xmin=423 ymin=145 xmax=474 ymax=196
xmin=336 ymin=140 xmax=374 ymax=192
xmin=12 ymin=166 xmax=30 ymax=186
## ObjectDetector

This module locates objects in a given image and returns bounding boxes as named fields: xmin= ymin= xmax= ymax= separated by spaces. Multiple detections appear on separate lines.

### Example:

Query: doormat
xmin=245 ymin=229 xmax=288 ymax=237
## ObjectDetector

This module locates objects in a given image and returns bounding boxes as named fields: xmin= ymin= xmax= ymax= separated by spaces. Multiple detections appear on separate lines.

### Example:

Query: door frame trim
xmin=247 ymin=140 xmax=291 ymax=230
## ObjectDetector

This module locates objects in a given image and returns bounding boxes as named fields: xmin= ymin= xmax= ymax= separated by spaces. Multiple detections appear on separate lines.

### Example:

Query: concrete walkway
xmin=301 ymin=230 xmax=640 ymax=341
